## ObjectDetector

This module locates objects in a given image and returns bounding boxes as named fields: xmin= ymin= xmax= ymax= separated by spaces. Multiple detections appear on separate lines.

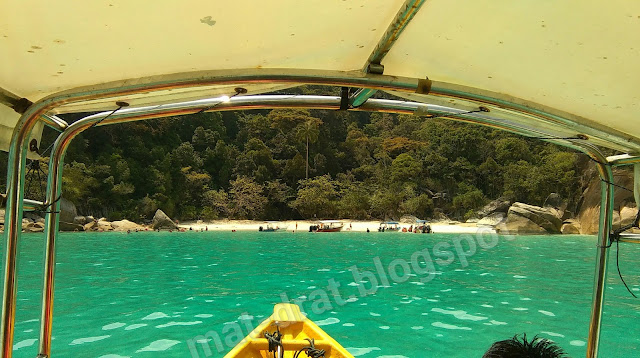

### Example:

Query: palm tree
xmin=296 ymin=118 xmax=322 ymax=179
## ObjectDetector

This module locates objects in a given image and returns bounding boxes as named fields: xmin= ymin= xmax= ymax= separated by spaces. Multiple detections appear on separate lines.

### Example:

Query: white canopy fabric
xmin=1 ymin=0 xmax=639 ymax=152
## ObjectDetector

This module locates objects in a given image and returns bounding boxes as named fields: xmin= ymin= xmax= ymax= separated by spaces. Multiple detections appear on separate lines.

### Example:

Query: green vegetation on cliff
xmin=2 ymin=88 xmax=584 ymax=222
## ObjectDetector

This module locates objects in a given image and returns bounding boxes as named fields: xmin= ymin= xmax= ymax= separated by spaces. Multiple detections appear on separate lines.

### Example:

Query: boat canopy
xmin=1 ymin=0 xmax=640 ymax=154
xmin=382 ymin=221 xmax=399 ymax=225
xmin=319 ymin=220 xmax=343 ymax=224
xmin=1 ymin=2 xmax=639 ymax=358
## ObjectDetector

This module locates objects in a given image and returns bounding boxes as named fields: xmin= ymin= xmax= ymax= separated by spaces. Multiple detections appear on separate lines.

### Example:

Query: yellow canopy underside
xmin=1 ymin=0 xmax=639 ymax=150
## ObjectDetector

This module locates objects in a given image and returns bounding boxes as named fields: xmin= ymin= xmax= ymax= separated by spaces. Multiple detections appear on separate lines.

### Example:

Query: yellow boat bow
xmin=225 ymin=304 xmax=354 ymax=358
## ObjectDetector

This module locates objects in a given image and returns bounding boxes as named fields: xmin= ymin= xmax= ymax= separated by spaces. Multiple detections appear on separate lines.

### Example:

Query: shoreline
xmin=177 ymin=219 xmax=487 ymax=234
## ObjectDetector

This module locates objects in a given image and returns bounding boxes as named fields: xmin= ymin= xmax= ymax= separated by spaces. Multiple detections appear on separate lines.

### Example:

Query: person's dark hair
xmin=482 ymin=334 xmax=568 ymax=358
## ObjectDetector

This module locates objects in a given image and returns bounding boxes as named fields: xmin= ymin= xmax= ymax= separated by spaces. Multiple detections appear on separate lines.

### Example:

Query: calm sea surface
xmin=5 ymin=231 xmax=640 ymax=357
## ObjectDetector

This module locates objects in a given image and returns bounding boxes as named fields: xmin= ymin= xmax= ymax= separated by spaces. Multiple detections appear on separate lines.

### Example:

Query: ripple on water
xmin=13 ymin=338 xmax=37 ymax=350
xmin=125 ymin=324 xmax=147 ymax=331
xmin=513 ymin=275 xmax=527 ymax=279
xmin=155 ymin=321 xmax=202 ymax=328
xmin=345 ymin=347 xmax=380 ymax=356
xmin=369 ymin=312 xmax=381 ymax=317
xmin=431 ymin=322 xmax=472 ymax=331
xmin=195 ymin=314 xmax=213 ymax=318
xmin=541 ymin=331 xmax=565 ymax=338
xmin=538 ymin=310 xmax=555 ymax=316
xmin=135 ymin=339 xmax=181 ymax=353
xmin=487 ymin=320 xmax=508 ymax=325
xmin=102 ymin=322 xmax=126 ymax=330
xmin=379 ymin=326 xmax=390 ymax=330
xmin=141 ymin=312 xmax=169 ymax=320
xmin=431 ymin=308 xmax=487 ymax=321
xmin=70 ymin=335 xmax=111 ymax=345
xmin=315 ymin=317 xmax=340 ymax=326
xmin=98 ymin=355 xmax=130 ymax=358
xmin=570 ymin=340 xmax=586 ymax=347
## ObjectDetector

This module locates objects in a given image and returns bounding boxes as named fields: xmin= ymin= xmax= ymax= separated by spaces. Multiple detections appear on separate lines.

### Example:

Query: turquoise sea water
xmin=5 ymin=231 xmax=640 ymax=357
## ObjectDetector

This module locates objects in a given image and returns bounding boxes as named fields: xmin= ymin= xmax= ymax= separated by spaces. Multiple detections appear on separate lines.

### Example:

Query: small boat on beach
xmin=414 ymin=219 xmax=432 ymax=234
xmin=310 ymin=220 xmax=344 ymax=232
xmin=225 ymin=303 xmax=354 ymax=358
xmin=259 ymin=222 xmax=285 ymax=232
xmin=378 ymin=221 xmax=400 ymax=232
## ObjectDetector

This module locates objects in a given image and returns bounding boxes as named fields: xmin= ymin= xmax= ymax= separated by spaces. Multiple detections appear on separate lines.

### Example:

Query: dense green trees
xmin=2 ymin=87 xmax=586 ymax=222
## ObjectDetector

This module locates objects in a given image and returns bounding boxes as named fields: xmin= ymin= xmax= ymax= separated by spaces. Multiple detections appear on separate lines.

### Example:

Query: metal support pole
xmin=0 ymin=110 xmax=41 ymax=358
xmin=586 ymin=156 xmax=615 ymax=358
xmin=363 ymin=0 xmax=426 ymax=69
xmin=41 ymin=115 xmax=68 ymax=133
xmin=350 ymin=0 xmax=426 ymax=107
xmin=37 ymin=133 xmax=67 ymax=357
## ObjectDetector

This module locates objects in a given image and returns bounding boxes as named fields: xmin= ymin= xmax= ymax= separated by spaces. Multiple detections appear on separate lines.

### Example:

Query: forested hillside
xmin=2 ymin=88 xmax=587 ymax=223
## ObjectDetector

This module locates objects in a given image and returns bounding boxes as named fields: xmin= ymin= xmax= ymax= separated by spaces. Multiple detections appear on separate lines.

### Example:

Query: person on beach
xmin=482 ymin=334 xmax=567 ymax=358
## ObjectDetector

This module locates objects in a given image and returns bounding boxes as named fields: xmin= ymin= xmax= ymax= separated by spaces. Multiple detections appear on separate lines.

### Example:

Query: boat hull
xmin=224 ymin=304 xmax=354 ymax=358
xmin=315 ymin=227 xmax=342 ymax=232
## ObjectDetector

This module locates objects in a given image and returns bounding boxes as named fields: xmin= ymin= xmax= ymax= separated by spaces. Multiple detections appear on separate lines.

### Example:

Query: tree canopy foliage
xmin=2 ymin=87 xmax=585 ymax=222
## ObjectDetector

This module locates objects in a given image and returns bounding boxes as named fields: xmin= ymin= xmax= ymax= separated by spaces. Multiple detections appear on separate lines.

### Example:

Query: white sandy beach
xmin=178 ymin=219 xmax=488 ymax=234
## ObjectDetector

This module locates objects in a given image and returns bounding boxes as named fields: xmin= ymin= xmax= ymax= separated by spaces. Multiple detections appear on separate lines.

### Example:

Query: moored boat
xmin=259 ymin=221 xmax=286 ymax=232
xmin=414 ymin=219 xmax=432 ymax=234
xmin=378 ymin=221 xmax=400 ymax=232
xmin=225 ymin=303 xmax=354 ymax=358
xmin=311 ymin=220 xmax=344 ymax=232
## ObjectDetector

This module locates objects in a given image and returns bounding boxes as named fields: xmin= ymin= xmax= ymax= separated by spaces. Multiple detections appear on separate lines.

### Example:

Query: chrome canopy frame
xmin=1 ymin=69 xmax=635 ymax=358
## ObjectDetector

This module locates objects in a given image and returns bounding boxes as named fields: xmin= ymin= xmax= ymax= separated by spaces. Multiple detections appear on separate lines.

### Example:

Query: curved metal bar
xmin=2 ymin=70 xmax=425 ymax=358
xmin=583 ymin=148 xmax=614 ymax=358
xmin=35 ymin=94 xmax=613 ymax=358
xmin=41 ymin=115 xmax=68 ymax=133
xmin=1 ymin=69 xmax=626 ymax=357
xmin=428 ymin=81 xmax=640 ymax=153
xmin=607 ymin=154 xmax=640 ymax=167
xmin=0 ymin=110 xmax=38 ymax=358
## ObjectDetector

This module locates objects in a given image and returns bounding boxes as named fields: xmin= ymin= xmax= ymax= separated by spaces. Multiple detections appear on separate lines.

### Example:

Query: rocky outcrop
xmin=477 ymin=197 xmax=512 ymax=218
xmin=500 ymin=202 xmax=563 ymax=234
xmin=616 ymin=206 xmax=638 ymax=228
xmin=561 ymin=220 xmax=581 ymax=234
xmin=577 ymin=169 xmax=635 ymax=234
xmin=152 ymin=209 xmax=178 ymax=230
xmin=399 ymin=215 xmax=418 ymax=224
xmin=111 ymin=219 xmax=144 ymax=232
xmin=58 ymin=198 xmax=80 ymax=232
xmin=477 ymin=212 xmax=506 ymax=227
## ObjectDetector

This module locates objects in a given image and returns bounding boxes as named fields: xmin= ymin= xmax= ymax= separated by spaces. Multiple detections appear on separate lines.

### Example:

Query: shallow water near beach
xmin=6 ymin=231 xmax=640 ymax=357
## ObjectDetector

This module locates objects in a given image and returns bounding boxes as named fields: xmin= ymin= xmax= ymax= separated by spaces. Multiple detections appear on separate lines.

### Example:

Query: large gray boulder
xmin=477 ymin=197 xmax=512 ymax=218
xmin=152 ymin=209 xmax=178 ymax=230
xmin=502 ymin=202 xmax=563 ymax=234
xmin=59 ymin=198 xmax=81 ymax=231
xmin=111 ymin=219 xmax=143 ymax=232
xmin=477 ymin=212 xmax=506 ymax=227
xmin=577 ymin=169 xmax=635 ymax=234
xmin=616 ymin=205 xmax=638 ymax=228
xmin=561 ymin=220 xmax=581 ymax=234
